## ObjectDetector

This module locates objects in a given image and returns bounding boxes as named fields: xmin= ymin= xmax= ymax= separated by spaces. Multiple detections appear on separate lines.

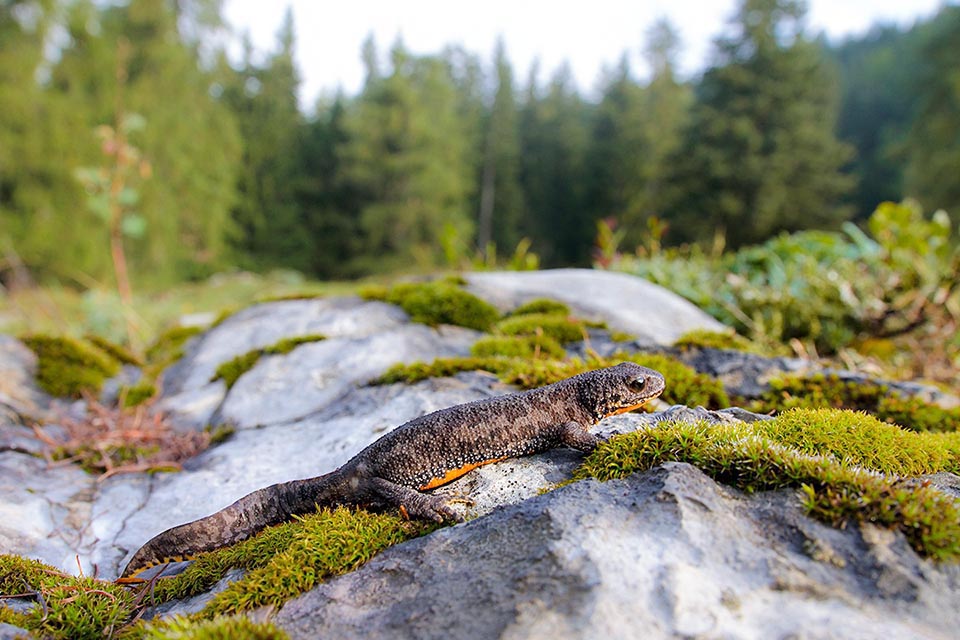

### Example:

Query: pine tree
xmin=519 ymin=63 xmax=591 ymax=265
xmin=477 ymin=39 xmax=525 ymax=255
xmin=904 ymin=6 xmax=960 ymax=216
xmin=666 ymin=0 xmax=853 ymax=246
xmin=339 ymin=40 xmax=473 ymax=271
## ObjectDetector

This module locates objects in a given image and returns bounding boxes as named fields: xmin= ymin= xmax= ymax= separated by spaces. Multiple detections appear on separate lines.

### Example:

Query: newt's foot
xmin=404 ymin=493 xmax=463 ymax=523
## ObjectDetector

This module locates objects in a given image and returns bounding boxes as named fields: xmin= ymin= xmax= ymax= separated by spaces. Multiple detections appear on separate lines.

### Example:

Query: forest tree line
xmin=1 ymin=0 xmax=958 ymax=287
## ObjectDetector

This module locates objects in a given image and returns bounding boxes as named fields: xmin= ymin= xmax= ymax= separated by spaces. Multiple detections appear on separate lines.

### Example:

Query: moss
xmin=139 ymin=615 xmax=289 ymax=639
xmin=86 ymin=334 xmax=142 ymax=366
xmin=0 ymin=554 xmax=134 ymax=639
xmin=211 ymin=334 xmax=326 ymax=389
xmin=144 ymin=325 xmax=203 ymax=371
xmin=150 ymin=507 xmax=434 ymax=618
xmin=495 ymin=313 xmax=587 ymax=344
xmin=746 ymin=373 xmax=960 ymax=433
xmin=758 ymin=408 xmax=959 ymax=475
xmin=361 ymin=281 xmax=500 ymax=332
xmin=120 ymin=381 xmax=158 ymax=408
xmin=376 ymin=357 xmax=519 ymax=385
xmin=574 ymin=420 xmax=960 ymax=561
xmin=20 ymin=334 xmax=121 ymax=398
xmin=470 ymin=335 xmax=565 ymax=360
xmin=507 ymin=298 xmax=571 ymax=317
xmin=673 ymin=328 xmax=759 ymax=353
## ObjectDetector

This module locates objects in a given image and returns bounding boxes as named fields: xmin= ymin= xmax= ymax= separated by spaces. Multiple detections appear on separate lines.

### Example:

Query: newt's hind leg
xmin=367 ymin=477 xmax=462 ymax=523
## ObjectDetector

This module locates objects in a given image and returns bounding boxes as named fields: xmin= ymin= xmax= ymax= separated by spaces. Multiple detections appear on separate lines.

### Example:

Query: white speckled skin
xmin=120 ymin=363 xmax=664 ymax=580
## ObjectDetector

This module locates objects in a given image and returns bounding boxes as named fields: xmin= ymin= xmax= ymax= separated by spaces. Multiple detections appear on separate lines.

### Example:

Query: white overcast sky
xmin=223 ymin=0 xmax=945 ymax=109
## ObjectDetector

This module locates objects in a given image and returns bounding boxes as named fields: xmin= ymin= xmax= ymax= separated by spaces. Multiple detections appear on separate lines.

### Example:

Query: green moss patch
xmin=673 ymin=328 xmax=761 ymax=353
xmin=746 ymin=373 xmax=960 ymax=433
xmin=507 ymin=298 xmax=571 ymax=317
xmin=20 ymin=334 xmax=122 ymax=398
xmin=85 ymin=335 xmax=142 ymax=366
xmin=470 ymin=334 xmax=565 ymax=360
xmin=494 ymin=313 xmax=589 ymax=344
xmin=0 ymin=554 xmax=134 ymax=640
xmin=140 ymin=615 xmax=289 ymax=639
xmin=361 ymin=280 xmax=500 ymax=331
xmin=151 ymin=507 xmax=434 ymax=618
xmin=120 ymin=381 xmax=159 ymax=408
xmin=211 ymin=334 xmax=326 ymax=389
xmin=574 ymin=419 xmax=960 ymax=561
xmin=144 ymin=325 xmax=203 ymax=376
xmin=758 ymin=408 xmax=959 ymax=475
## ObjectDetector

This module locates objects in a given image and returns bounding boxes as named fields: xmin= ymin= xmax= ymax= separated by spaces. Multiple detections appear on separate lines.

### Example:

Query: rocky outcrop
xmin=1 ymin=269 xmax=958 ymax=639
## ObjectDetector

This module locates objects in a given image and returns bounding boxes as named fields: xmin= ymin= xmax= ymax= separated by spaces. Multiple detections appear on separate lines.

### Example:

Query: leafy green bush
xmin=609 ymin=201 xmax=960 ymax=365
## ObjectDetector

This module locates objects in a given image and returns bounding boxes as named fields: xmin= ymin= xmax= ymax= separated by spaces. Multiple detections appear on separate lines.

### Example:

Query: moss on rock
xmin=494 ymin=313 xmax=587 ymax=344
xmin=673 ymin=328 xmax=759 ymax=353
xmin=361 ymin=280 xmax=500 ymax=332
xmin=574 ymin=419 xmax=960 ymax=561
xmin=20 ymin=334 xmax=122 ymax=398
xmin=746 ymin=373 xmax=960 ymax=433
xmin=470 ymin=334 xmax=566 ymax=360
xmin=507 ymin=298 xmax=571 ymax=317
xmin=212 ymin=334 xmax=326 ymax=389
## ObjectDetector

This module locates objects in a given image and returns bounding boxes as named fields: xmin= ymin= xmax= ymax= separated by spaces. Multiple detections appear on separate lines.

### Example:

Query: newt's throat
xmin=419 ymin=457 xmax=509 ymax=490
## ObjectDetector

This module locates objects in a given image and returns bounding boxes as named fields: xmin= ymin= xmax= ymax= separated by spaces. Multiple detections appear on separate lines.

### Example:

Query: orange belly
xmin=605 ymin=398 xmax=656 ymax=417
xmin=419 ymin=456 xmax=508 ymax=490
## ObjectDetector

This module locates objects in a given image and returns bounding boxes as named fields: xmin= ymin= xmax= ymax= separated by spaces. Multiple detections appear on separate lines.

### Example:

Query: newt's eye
xmin=628 ymin=376 xmax=646 ymax=391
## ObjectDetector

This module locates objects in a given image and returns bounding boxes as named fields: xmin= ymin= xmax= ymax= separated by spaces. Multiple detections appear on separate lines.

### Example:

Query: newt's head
xmin=575 ymin=362 xmax=665 ymax=421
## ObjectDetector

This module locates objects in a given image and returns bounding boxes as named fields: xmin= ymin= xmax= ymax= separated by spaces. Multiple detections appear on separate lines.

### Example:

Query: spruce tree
xmin=666 ymin=0 xmax=853 ymax=246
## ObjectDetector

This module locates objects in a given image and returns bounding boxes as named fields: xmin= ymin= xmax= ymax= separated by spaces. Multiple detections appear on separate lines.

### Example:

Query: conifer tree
xmin=666 ymin=0 xmax=853 ymax=246
xmin=904 ymin=5 xmax=960 ymax=216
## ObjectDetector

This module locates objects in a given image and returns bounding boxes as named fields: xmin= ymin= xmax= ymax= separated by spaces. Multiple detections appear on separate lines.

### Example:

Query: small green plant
xmin=20 ymin=334 xmax=121 ymax=398
xmin=211 ymin=334 xmax=326 ymax=389
xmin=360 ymin=280 xmax=500 ymax=332
xmin=120 ymin=380 xmax=158 ymax=408
xmin=574 ymin=420 xmax=960 ymax=561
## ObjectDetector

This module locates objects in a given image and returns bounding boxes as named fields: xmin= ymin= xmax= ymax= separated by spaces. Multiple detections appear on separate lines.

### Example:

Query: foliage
xmin=86 ymin=334 xmax=142 ymax=366
xmin=574 ymin=419 xmax=960 ymax=561
xmin=609 ymin=200 xmax=960 ymax=378
xmin=21 ymin=334 xmax=121 ymax=397
xmin=745 ymin=373 xmax=960 ymax=434
xmin=362 ymin=280 xmax=500 ymax=332
xmin=211 ymin=334 xmax=327 ymax=389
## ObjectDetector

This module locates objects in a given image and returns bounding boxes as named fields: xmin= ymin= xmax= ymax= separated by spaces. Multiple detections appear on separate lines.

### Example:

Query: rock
xmin=0 ymin=335 xmax=48 ymax=426
xmin=275 ymin=463 xmax=960 ymax=640
xmin=0 ymin=622 xmax=31 ymax=640
xmin=466 ymin=270 xmax=725 ymax=344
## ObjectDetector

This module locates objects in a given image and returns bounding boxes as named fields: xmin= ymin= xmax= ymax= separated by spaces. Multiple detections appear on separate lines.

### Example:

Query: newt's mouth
xmin=604 ymin=392 xmax=664 ymax=418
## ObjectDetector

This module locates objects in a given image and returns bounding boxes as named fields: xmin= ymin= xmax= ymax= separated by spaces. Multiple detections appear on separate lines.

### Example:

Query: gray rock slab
xmin=0 ymin=335 xmax=48 ymax=422
xmin=0 ymin=451 xmax=97 ymax=573
xmin=218 ymin=324 xmax=479 ymax=429
xmin=275 ymin=463 xmax=960 ymax=640
xmin=162 ymin=297 xmax=409 ymax=396
xmin=466 ymin=269 xmax=726 ymax=344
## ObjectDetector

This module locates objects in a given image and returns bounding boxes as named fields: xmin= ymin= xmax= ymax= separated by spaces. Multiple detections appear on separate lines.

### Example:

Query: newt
xmin=118 ymin=362 xmax=665 ymax=582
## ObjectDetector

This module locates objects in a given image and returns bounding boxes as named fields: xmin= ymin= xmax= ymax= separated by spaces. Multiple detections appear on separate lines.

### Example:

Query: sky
xmin=223 ymin=0 xmax=945 ymax=110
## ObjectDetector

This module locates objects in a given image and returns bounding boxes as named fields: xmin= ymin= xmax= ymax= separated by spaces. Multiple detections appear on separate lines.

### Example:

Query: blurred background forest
xmin=1 ymin=0 xmax=958 ymax=377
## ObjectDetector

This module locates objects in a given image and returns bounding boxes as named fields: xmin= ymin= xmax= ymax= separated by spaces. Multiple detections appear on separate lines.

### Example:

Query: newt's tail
xmin=117 ymin=472 xmax=340 ymax=582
